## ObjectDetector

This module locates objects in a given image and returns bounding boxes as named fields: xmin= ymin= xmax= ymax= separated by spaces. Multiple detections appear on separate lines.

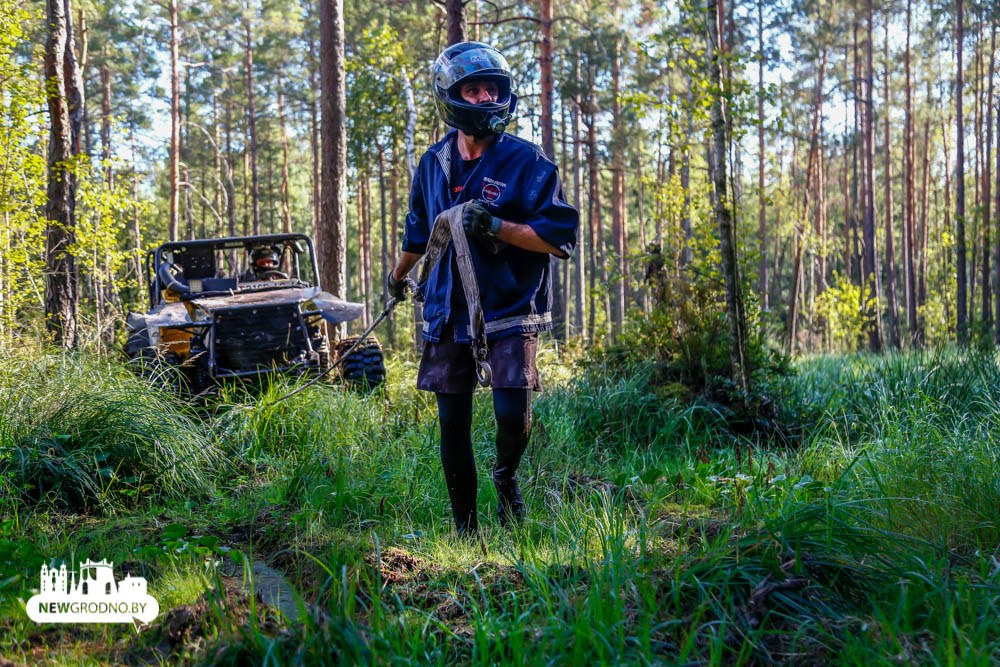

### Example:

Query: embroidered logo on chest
xmin=480 ymin=176 xmax=507 ymax=203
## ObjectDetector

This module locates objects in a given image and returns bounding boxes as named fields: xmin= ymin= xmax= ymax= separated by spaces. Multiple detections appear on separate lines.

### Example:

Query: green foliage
xmin=814 ymin=272 xmax=878 ymax=353
xmin=0 ymin=0 xmax=46 ymax=344
xmin=593 ymin=241 xmax=789 ymax=415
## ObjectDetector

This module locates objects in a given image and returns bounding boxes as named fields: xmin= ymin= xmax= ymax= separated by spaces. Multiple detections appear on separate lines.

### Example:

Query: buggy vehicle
xmin=124 ymin=233 xmax=385 ymax=391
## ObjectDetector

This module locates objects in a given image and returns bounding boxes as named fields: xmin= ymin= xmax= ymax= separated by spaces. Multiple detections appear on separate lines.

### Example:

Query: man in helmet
xmin=386 ymin=42 xmax=579 ymax=536
xmin=242 ymin=244 xmax=287 ymax=282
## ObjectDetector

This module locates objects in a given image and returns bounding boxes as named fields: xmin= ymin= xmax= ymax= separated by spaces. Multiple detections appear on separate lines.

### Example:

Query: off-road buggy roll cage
xmin=144 ymin=232 xmax=319 ymax=309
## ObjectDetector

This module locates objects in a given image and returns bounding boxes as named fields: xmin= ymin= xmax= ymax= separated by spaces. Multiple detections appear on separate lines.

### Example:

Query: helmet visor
xmin=436 ymin=47 xmax=511 ymax=89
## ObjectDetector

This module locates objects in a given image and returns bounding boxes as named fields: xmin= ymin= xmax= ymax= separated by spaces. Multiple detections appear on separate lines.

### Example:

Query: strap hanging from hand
xmin=417 ymin=201 xmax=493 ymax=388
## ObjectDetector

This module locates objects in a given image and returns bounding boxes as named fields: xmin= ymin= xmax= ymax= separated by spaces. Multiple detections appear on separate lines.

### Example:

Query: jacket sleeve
xmin=522 ymin=164 xmax=579 ymax=260
xmin=401 ymin=156 xmax=430 ymax=254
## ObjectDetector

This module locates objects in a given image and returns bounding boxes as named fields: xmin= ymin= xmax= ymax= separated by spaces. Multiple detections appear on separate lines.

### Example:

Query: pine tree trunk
xmin=862 ymin=0 xmax=882 ymax=351
xmin=445 ymin=0 xmax=465 ymax=45
xmin=843 ymin=47 xmax=852 ymax=284
xmin=129 ymin=121 xmax=143 ymax=293
xmin=244 ymin=14 xmax=260 ymax=235
xmin=904 ymin=0 xmax=918 ymax=343
xmin=388 ymin=140 xmax=399 ymax=343
xmin=681 ymin=74 xmax=693 ymax=267
xmin=44 ymin=0 xmax=82 ymax=348
xmin=956 ymin=0 xmax=967 ymax=342
xmin=883 ymin=19 xmax=900 ymax=348
xmin=587 ymin=106 xmax=599 ymax=343
xmin=224 ymin=71 xmax=237 ymax=251
xmin=306 ymin=12 xmax=320 ymax=241
xmin=573 ymin=60 xmax=585 ymax=337
xmin=610 ymin=33 xmax=625 ymax=335
xmin=943 ymin=115 xmax=953 ymax=328
xmin=212 ymin=78 xmax=222 ymax=238
xmin=379 ymin=149 xmax=388 ymax=307
xmin=918 ymin=116 xmax=930 ymax=345
xmin=359 ymin=175 xmax=370 ymax=328
xmin=319 ymin=0 xmax=347 ymax=321
xmin=983 ymin=24 xmax=995 ymax=332
xmin=757 ymin=0 xmax=767 ymax=311
xmin=995 ymin=29 xmax=1000 ymax=344
xmin=277 ymin=70 xmax=293 ymax=237
xmin=707 ymin=0 xmax=749 ymax=395
xmin=169 ymin=0 xmax=179 ymax=241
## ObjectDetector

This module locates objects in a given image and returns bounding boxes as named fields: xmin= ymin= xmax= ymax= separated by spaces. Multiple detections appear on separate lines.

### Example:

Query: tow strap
xmin=273 ymin=201 xmax=492 ymax=403
xmin=417 ymin=201 xmax=493 ymax=388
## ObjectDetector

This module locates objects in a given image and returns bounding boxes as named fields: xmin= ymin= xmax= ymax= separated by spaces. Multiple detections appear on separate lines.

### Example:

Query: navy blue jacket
xmin=402 ymin=130 xmax=579 ymax=343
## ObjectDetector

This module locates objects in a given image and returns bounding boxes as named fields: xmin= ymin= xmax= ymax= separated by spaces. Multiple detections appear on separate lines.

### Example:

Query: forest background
xmin=5 ymin=0 xmax=998 ymax=360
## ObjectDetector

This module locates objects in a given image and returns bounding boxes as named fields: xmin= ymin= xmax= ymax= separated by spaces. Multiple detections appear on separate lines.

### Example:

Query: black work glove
xmin=386 ymin=271 xmax=407 ymax=302
xmin=463 ymin=202 xmax=507 ymax=254
xmin=463 ymin=202 xmax=503 ymax=240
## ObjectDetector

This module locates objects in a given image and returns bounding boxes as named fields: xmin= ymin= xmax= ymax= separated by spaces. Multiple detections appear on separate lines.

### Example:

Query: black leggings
xmin=436 ymin=389 xmax=532 ymax=533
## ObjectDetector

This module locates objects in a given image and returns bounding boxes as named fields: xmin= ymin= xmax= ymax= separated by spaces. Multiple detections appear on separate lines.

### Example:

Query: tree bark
xmin=862 ymin=0 xmax=882 ymax=351
xmin=277 ymin=69 xmax=293 ymax=238
xmin=445 ymin=0 xmax=465 ymax=45
xmin=224 ymin=71 xmax=237 ymax=243
xmin=984 ymin=24 xmax=995 ymax=332
xmin=956 ymin=0 xmax=967 ymax=342
xmin=573 ymin=59 xmax=585 ymax=337
xmin=610 ymin=31 xmax=625 ymax=336
xmin=586 ymin=105 xmax=599 ymax=343
xmin=320 ymin=0 xmax=348 ymax=326
xmin=378 ymin=149 xmax=388 ymax=308
xmin=757 ymin=0 xmax=767 ymax=310
xmin=212 ymin=78 xmax=223 ymax=238
xmin=99 ymin=61 xmax=111 ymax=187
xmin=44 ymin=0 xmax=83 ymax=348
xmin=883 ymin=18 xmax=900 ymax=349
xmin=169 ymin=0 xmax=179 ymax=241
xmin=707 ymin=0 xmax=750 ymax=395
xmin=681 ymin=74 xmax=693 ymax=267
xmin=918 ymin=116 xmax=930 ymax=345
xmin=244 ymin=12 xmax=260 ymax=236
xmin=304 ymin=3 xmax=320 ymax=242
xmin=357 ymin=173 xmax=371 ymax=327
xmin=904 ymin=0 xmax=918 ymax=343
xmin=995 ymin=29 xmax=1000 ymax=344
xmin=537 ymin=0 xmax=564 ymax=342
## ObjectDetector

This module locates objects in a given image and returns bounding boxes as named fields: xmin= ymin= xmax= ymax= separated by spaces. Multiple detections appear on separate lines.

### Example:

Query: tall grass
xmin=5 ymin=345 xmax=1000 ymax=664
xmin=0 ymin=351 xmax=219 ymax=511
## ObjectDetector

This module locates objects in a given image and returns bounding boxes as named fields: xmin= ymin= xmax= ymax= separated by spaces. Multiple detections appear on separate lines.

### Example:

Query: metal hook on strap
xmin=475 ymin=358 xmax=493 ymax=387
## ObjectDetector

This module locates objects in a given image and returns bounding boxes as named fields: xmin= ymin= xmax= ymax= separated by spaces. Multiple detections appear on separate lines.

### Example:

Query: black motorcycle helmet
xmin=431 ymin=41 xmax=518 ymax=138
xmin=250 ymin=244 xmax=281 ymax=276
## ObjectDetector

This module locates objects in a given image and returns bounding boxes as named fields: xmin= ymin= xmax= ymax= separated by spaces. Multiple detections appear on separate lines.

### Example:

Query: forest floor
xmin=1 ymin=345 xmax=999 ymax=665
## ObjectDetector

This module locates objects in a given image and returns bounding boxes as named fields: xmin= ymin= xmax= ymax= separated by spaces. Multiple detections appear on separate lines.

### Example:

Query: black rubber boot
xmin=494 ymin=475 xmax=525 ymax=527
xmin=492 ymin=389 xmax=531 ymax=527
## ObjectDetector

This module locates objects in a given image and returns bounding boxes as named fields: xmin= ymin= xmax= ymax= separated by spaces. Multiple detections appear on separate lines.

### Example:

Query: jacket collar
xmin=433 ymin=131 xmax=506 ymax=184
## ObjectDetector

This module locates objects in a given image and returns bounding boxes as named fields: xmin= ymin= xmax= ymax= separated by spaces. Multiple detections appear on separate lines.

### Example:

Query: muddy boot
xmin=494 ymin=475 xmax=525 ymax=527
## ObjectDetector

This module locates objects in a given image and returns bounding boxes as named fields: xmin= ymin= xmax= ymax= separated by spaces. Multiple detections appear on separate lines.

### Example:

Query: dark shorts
xmin=417 ymin=324 xmax=542 ymax=393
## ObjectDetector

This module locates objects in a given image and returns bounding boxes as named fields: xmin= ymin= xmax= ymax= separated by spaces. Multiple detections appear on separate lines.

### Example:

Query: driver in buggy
xmin=241 ymin=244 xmax=288 ymax=282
